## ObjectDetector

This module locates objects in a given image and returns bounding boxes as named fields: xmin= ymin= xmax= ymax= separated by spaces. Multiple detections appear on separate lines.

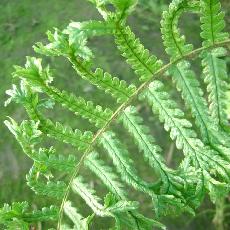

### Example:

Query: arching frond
xmin=4 ymin=0 xmax=230 ymax=229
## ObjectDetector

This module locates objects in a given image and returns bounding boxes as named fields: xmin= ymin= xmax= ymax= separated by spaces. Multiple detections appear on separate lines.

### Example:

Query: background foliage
xmin=0 ymin=0 xmax=230 ymax=229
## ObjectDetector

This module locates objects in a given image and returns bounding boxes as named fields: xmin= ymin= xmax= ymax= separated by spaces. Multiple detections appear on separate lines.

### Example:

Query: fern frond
xmin=200 ymin=0 xmax=229 ymax=130
xmin=100 ymin=131 xmax=195 ymax=215
xmin=140 ymin=80 xmax=230 ymax=200
xmin=35 ymin=147 xmax=76 ymax=172
xmin=0 ymin=202 xmax=58 ymax=229
xmin=4 ymin=118 xmax=42 ymax=150
xmin=42 ymin=87 xmax=112 ymax=128
xmin=140 ymin=81 xmax=200 ymax=160
xmin=71 ymin=60 xmax=137 ymax=103
xmin=100 ymin=131 xmax=155 ymax=196
xmin=28 ymin=109 xmax=93 ymax=151
xmin=63 ymin=201 xmax=93 ymax=230
xmin=0 ymin=202 xmax=29 ymax=226
xmin=120 ymin=106 xmax=185 ymax=194
xmin=5 ymin=82 xmax=94 ymax=150
xmin=35 ymin=26 xmax=136 ymax=103
xmin=4 ymin=117 xmax=76 ymax=173
xmin=200 ymin=0 xmax=229 ymax=47
xmin=71 ymin=176 xmax=111 ymax=217
xmin=161 ymin=0 xmax=199 ymax=60
xmin=41 ymin=119 xmax=93 ymax=151
xmin=169 ymin=61 xmax=212 ymax=143
xmin=160 ymin=0 xmax=216 ymax=144
xmin=168 ymin=58 xmax=230 ymax=157
xmin=4 ymin=0 xmax=230 ymax=228
xmin=34 ymin=27 xmax=93 ymax=60
xmin=85 ymin=152 xmax=127 ymax=199
xmin=34 ymin=20 xmax=115 ymax=58
xmin=31 ymin=111 xmax=93 ymax=153
xmin=84 ymin=153 xmax=167 ymax=228
xmin=160 ymin=0 xmax=230 ymax=153
xmin=3 ymin=118 xmax=75 ymax=202
xmin=201 ymin=48 xmax=229 ymax=129
xmin=26 ymin=166 xmax=66 ymax=199
xmin=114 ymin=24 xmax=163 ymax=82
xmin=23 ymin=206 xmax=58 ymax=222
xmin=13 ymin=57 xmax=113 ymax=127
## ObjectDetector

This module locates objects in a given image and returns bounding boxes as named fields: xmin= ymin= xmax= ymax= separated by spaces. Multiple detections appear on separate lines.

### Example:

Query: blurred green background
xmin=0 ymin=0 xmax=230 ymax=229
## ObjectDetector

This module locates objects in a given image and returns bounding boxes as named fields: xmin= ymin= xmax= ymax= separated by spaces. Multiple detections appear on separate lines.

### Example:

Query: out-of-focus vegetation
xmin=0 ymin=0 xmax=230 ymax=229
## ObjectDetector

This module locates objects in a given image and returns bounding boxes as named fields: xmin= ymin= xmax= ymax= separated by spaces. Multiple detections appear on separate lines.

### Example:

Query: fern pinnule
xmin=201 ymin=48 xmax=229 ymax=129
xmin=100 ymin=131 xmax=155 ymax=196
xmin=71 ymin=176 xmax=109 ymax=217
xmin=13 ymin=57 xmax=113 ymax=128
xmin=0 ymin=202 xmax=58 ymax=229
xmin=85 ymin=152 xmax=127 ymax=199
xmin=71 ymin=60 xmax=137 ymax=103
xmin=200 ymin=0 xmax=230 ymax=130
xmin=114 ymin=24 xmax=163 ymax=82
xmin=63 ymin=201 xmax=93 ymax=229
xmin=120 ymin=106 xmax=187 ymax=194
xmin=5 ymin=82 xmax=94 ymax=151
xmin=26 ymin=166 xmax=67 ymax=199
xmin=160 ymin=0 xmax=199 ymax=60
xmin=200 ymin=0 xmax=229 ymax=47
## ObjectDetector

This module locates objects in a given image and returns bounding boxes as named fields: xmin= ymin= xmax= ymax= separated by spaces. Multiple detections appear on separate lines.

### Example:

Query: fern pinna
xmin=2 ymin=0 xmax=230 ymax=229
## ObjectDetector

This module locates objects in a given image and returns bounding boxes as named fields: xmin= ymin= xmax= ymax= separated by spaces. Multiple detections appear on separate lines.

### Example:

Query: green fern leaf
xmin=34 ymin=28 xmax=93 ymax=60
xmin=4 ymin=118 xmax=79 ymax=172
xmin=63 ymin=201 xmax=93 ymax=230
xmin=23 ymin=206 xmax=58 ymax=222
xmin=71 ymin=60 xmax=136 ymax=103
xmin=71 ymin=176 xmax=111 ymax=217
xmin=36 ymin=148 xmax=76 ymax=172
xmin=114 ymin=24 xmax=163 ymax=82
xmin=169 ymin=61 xmax=212 ymax=143
xmin=41 ymin=119 xmax=93 ymax=151
xmin=26 ymin=166 xmax=66 ymax=199
xmin=4 ymin=0 xmax=230 ymax=228
xmin=140 ymin=80 xmax=230 ymax=200
xmin=100 ymin=131 xmax=155 ymax=196
xmin=35 ymin=27 xmax=135 ymax=103
xmin=13 ymin=57 xmax=113 ymax=127
xmin=120 ymin=106 xmax=184 ymax=194
xmin=200 ymin=0 xmax=229 ymax=47
xmin=11 ymin=85 xmax=98 ymax=143
xmin=201 ymin=48 xmax=229 ymax=129
xmin=64 ymin=20 xmax=115 ymax=41
xmin=0 ymin=202 xmax=58 ymax=229
xmin=85 ymin=152 xmax=127 ymax=199
xmin=161 ymin=0 xmax=199 ymax=60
